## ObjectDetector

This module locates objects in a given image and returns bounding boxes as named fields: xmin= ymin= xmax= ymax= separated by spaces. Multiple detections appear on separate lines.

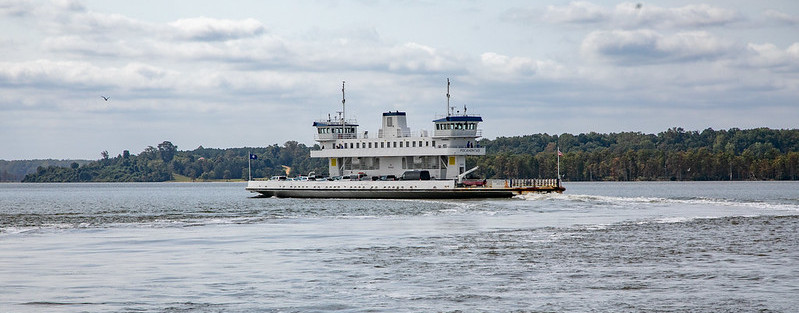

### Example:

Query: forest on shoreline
xmin=15 ymin=127 xmax=799 ymax=183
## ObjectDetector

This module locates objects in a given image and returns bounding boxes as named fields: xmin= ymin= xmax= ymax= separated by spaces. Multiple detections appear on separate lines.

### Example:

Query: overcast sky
xmin=1 ymin=0 xmax=798 ymax=160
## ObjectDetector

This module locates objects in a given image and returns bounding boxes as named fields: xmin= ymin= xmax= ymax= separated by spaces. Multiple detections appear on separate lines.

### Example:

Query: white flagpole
xmin=248 ymin=151 xmax=252 ymax=181
xmin=557 ymin=147 xmax=561 ymax=180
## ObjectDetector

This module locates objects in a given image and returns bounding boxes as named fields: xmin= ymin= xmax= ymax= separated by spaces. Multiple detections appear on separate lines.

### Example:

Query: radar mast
xmin=341 ymin=81 xmax=346 ymax=136
xmin=446 ymin=78 xmax=451 ymax=117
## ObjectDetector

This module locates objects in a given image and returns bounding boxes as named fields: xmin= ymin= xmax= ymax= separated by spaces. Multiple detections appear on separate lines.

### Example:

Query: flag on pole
xmin=557 ymin=147 xmax=562 ymax=181
xmin=248 ymin=152 xmax=256 ymax=181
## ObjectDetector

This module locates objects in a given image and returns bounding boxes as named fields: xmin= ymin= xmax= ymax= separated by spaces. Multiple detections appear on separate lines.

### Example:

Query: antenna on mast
xmin=341 ymin=81 xmax=346 ymax=136
xmin=446 ymin=78 xmax=451 ymax=117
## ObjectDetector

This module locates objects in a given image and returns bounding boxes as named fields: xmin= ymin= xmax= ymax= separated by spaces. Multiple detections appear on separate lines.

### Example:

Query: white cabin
xmin=310 ymin=111 xmax=484 ymax=180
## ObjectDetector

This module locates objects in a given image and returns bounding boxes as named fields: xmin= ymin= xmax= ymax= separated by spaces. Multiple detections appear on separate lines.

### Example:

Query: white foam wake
xmin=519 ymin=192 xmax=799 ymax=212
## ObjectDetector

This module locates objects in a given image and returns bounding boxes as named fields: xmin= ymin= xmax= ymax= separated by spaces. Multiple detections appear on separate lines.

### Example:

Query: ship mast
xmin=341 ymin=81 xmax=346 ymax=137
xmin=446 ymin=78 xmax=451 ymax=117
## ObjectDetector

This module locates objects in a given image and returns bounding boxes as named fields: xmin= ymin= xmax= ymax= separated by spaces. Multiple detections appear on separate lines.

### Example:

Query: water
xmin=1 ymin=181 xmax=798 ymax=312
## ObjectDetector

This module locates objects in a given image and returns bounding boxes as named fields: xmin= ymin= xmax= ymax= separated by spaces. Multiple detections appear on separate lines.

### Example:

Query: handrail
xmin=314 ymin=133 xmax=358 ymax=140
xmin=314 ymin=118 xmax=358 ymax=125
xmin=432 ymin=129 xmax=482 ymax=138
xmin=487 ymin=178 xmax=561 ymax=188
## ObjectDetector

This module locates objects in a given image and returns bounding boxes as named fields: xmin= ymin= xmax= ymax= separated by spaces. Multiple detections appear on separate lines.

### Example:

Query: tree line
xmin=19 ymin=127 xmax=799 ymax=182
xmin=470 ymin=127 xmax=799 ymax=181
xmin=1 ymin=159 xmax=91 ymax=182
xmin=22 ymin=141 xmax=326 ymax=182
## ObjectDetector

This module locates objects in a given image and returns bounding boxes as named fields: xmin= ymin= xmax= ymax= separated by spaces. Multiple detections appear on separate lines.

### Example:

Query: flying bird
xmin=636 ymin=3 xmax=642 ymax=9
xmin=101 ymin=96 xmax=110 ymax=101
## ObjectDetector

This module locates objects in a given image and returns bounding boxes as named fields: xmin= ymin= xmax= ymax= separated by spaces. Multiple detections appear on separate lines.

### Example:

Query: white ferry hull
xmin=248 ymin=187 xmax=519 ymax=199
xmin=246 ymin=180 xmax=564 ymax=199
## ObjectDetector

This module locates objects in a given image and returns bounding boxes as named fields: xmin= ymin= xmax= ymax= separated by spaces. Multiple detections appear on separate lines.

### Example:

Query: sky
xmin=1 ymin=0 xmax=798 ymax=160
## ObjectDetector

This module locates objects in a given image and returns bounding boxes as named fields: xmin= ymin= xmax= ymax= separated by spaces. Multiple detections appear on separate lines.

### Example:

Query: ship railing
xmin=486 ymin=178 xmax=560 ymax=188
xmin=314 ymin=133 xmax=358 ymax=140
xmin=314 ymin=118 xmax=358 ymax=125
xmin=397 ymin=130 xmax=426 ymax=137
xmin=434 ymin=143 xmax=484 ymax=149
xmin=432 ymin=129 xmax=482 ymax=138
xmin=433 ymin=112 xmax=481 ymax=120
xmin=377 ymin=129 xmax=430 ymax=138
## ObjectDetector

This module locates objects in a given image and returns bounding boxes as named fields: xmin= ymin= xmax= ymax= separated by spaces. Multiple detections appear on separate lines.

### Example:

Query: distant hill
xmin=0 ymin=159 xmax=91 ymax=182
xmin=17 ymin=127 xmax=799 ymax=182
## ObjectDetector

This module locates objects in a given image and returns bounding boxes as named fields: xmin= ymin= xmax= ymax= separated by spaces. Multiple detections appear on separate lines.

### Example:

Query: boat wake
xmin=517 ymin=192 xmax=799 ymax=213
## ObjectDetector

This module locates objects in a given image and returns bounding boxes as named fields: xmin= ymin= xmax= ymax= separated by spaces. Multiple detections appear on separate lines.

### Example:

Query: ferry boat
xmin=246 ymin=80 xmax=564 ymax=198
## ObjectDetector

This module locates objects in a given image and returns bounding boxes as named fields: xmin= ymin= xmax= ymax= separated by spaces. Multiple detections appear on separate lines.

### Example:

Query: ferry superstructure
xmin=246 ymin=80 xmax=564 ymax=198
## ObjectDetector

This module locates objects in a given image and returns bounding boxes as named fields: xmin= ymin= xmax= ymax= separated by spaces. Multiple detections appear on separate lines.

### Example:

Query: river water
xmin=1 ymin=181 xmax=798 ymax=312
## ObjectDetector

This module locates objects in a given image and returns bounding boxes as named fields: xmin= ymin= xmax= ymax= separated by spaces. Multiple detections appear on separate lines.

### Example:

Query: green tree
xmin=158 ymin=141 xmax=178 ymax=163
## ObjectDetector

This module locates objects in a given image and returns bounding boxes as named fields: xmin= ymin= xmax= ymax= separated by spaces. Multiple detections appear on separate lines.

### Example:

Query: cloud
xmin=663 ymin=4 xmax=742 ymax=28
xmin=25 ymin=7 xmax=286 ymax=65
xmin=32 ymin=4 xmax=269 ymax=44
xmin=581 ymin=30 xmax=733 ymax=64
xmin=743 ymin=43 xmax=799 ymax=72
xmin=614 ymin=3 xmax=742 ymax=29
xmin=0 ymin=0 xmax=35 ymax=17
xmin=540 ymin=2 xmax=742 ymax=29
xmin=19 ymin=2 xmax=461 ymax=75
xmin=481 ymin=52 xmax=538 ymax=75
xmin=0 ymin=59 xmax=185 ymax=97
xmin=52 ymin=0 xmax=85 ymax=12
xmin=543 ymin=1 xmax=608 ymax=24
xmin=763 ymin=10 xmax=799 ymax=26
xmin=40 ymin=2 xmax=151 ymax=37
xmin=147 ymin=35 xmax=290 ymax=66
xmin=168 ymin=17 xmax=267 ymax=41
xmin=478 ymin=52 xmax=568 ymax=81
xmin=0 ymin=59 xmax=101 ymax=87
xmin=386 ymin=42 xmax=464 ymax=74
